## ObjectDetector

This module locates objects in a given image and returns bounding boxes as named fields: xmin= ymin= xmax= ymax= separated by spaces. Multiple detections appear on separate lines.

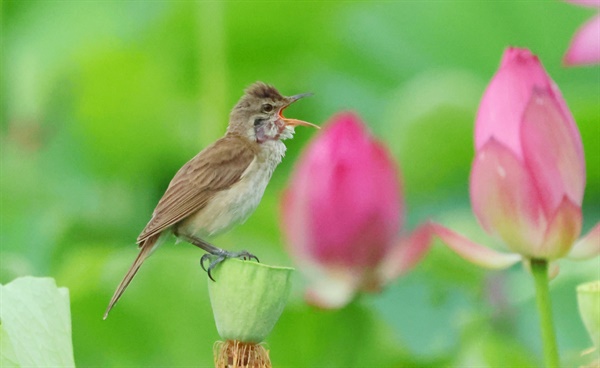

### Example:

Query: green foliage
xmin=0 ymin=277 xmax=75 ymax=367
xmin=2 ymin=1 xmax=598 ymax=366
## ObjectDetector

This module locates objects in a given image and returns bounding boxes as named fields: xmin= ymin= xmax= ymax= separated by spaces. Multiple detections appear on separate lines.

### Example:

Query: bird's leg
xmin=174 ymin=230 xmax=224 ymax=254
xmin=173 ymin=231 xmax=259 ymax=281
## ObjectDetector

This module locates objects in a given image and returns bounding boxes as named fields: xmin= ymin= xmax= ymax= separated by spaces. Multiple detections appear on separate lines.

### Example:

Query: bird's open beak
xmin=283 ymin=118 xmax=320 ymax=129
xmin=280 ymin=93 xmax=320 ymax=129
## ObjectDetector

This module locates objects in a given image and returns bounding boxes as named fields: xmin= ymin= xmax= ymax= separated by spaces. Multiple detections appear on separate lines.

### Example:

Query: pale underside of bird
xmin=104 ymin=82 xmax=317 ymax=319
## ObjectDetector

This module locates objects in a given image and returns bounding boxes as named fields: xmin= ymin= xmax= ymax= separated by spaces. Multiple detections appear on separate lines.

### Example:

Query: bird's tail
xmin=103 ymin=234 xmax=161 ymax=319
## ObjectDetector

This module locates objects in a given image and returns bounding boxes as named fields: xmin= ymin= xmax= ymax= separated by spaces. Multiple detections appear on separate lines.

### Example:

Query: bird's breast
xmin=178 ymin=140 xmax=286 ymax=238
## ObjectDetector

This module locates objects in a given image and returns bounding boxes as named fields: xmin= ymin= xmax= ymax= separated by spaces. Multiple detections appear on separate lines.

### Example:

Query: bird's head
xmin=228 ymin=82 xmax=318 ymax=143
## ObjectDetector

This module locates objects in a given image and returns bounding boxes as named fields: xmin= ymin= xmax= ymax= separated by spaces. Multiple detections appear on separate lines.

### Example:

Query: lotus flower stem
xmin=208 ymin=259 xmax=293 ymax=368
xmin=531 ymin=259 xmax=560 ymax=368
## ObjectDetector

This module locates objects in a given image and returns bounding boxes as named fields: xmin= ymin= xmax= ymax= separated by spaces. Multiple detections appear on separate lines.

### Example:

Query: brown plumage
xmin=245 ymin=83 xmax=283 ymax=100
xmin=137 ymin=135 xmax=258 ymax=243
xmin=104 ymin=135 xmax=257 ymax=319
xmin=104 ymin=82 xmax=316 ymax=319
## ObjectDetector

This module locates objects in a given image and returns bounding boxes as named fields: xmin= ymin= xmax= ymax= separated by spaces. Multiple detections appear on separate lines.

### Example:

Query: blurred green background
xmin=1 ymin=1 xmax=599 ymax=367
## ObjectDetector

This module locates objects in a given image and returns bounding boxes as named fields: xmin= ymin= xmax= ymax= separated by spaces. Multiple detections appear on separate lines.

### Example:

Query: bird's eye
xmin=254 ymin=118 xmax=265 ymax=126
xmin=262 ymin=104 xmax=274 ymax=113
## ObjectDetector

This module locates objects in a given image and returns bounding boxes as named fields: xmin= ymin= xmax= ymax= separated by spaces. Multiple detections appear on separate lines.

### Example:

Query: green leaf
xmin=0 ymin=277 xmax=75 ymax=367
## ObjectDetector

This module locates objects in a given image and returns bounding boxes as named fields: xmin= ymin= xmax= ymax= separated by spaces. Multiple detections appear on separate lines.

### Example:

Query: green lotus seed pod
xmin=577 ymin=280 xmax=600 ymax=349
xmin=208 ymin=259 xmax=293 ymax=343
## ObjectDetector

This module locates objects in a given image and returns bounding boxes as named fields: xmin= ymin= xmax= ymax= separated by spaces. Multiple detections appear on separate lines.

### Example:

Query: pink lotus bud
xmin=433 ymin=48 xmax=598 ymax=268
xmin=472 ymin=47 xmax=586 ymax=260
xmin=564 ymin=1 xmax=600 ymax=66
xmin=281 ymin=112 xmax=432 ymax=308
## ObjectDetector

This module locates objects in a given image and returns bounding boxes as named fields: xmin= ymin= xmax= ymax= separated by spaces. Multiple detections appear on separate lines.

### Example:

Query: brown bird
xmin=104 ymin=82 xmax=317 ymax=319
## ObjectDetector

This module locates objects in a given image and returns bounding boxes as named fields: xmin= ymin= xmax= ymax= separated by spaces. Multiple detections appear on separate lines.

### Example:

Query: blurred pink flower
xmin=281 ymin=112 xmax=432 ymax=308
xmin=434 ymin=47 xmax=599 ymax=268
xmin=564 ymin=0 xmax=600 ymax=66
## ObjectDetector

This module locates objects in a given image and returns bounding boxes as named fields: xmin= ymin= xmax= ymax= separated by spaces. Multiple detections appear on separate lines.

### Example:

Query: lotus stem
xmin=531 ymin=258 xmax=560 ymax=368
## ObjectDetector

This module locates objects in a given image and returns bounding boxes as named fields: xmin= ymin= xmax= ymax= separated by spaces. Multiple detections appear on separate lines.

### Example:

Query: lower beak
xmin=283 ymin=118 xmax=320 ymax=129
xmin=281 ymin=92 xmax=319 ymax=129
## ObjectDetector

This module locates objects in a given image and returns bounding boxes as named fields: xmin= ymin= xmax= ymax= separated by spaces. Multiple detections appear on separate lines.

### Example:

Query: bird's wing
xmin=136 ymin=134 xmax=258 ymax=244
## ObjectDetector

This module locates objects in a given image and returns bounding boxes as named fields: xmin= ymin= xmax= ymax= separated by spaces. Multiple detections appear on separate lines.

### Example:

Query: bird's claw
xmin=236 ymin=250 xmax=259 ymax=263
xmin=199 ymin=254 xmax=224 ymax=280
xmin=206 ymin=255 xmax=225 ymax=282
xmin=200 ymin=253 xmax=211 ymax=272
xmin=200 ymin=250 xmax=260 ymax=281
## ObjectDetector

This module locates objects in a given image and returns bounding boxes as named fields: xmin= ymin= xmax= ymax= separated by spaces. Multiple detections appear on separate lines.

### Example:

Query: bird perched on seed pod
xmin=104 ymin=82 xmax=317 ymax=319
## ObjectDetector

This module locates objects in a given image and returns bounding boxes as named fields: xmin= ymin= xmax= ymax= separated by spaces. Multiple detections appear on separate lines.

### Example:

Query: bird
xmin=104 ymin=82 xmax=317 ymax=319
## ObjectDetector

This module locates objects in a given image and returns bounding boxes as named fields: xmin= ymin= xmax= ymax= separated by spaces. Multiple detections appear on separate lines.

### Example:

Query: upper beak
xmin=280 ymin=92 xmax=320 ymax=129
xmin=287 ymin=92 xmax=313 ymax=103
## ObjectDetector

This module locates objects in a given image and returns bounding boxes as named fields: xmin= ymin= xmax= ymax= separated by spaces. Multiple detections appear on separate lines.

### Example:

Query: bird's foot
xmin=200 ymin=250 xmax=260 ymax=281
